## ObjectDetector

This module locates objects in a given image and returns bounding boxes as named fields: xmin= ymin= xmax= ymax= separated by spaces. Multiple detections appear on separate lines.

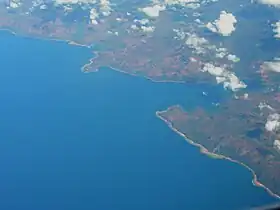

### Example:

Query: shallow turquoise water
xmin=0 ymin=31 xmax=277 ymax=210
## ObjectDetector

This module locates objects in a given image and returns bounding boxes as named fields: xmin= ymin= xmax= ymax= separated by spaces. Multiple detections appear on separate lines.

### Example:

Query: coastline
xmin=2 ymin=26 xmax=279 ymax=200
xmin=0 ymin=28 xmax=90 ymax=48
xmin=156 ymin=107 xmax=280 ymax=200
xmin=1 ymin=27 xmax=201 ymax=85
xmin=82 ymin=54 xmax=194 ymax=84
xmin=0 ymin=27 xmax=194 ymax=84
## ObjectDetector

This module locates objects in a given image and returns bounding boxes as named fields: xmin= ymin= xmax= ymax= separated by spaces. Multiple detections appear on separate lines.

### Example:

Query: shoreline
xmin=2 ymin=26 xmax=279 ymax=200
xmin=0 ymin=28 xmax=90 ymax=48
xmin=156 ymin=107 xmax=280 ymax=200
xmin=0 ymin=28 xmax=195 ymax=84
xmin=81 ymin=54 xmax=187 ymax=84
xmin=1 ymin=27 xmax=204 ymax=85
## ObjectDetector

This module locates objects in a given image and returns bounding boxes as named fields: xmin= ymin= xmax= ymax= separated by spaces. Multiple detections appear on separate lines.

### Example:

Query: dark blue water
xmin=246 ymin=128 xmax=262 ymax=139
xmin=0 ymin=32 xmax=277 ymax=210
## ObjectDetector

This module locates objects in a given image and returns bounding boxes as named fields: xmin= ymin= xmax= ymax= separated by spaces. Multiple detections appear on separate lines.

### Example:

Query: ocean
xmin=0 ymin=31 xmax=277 ymax=210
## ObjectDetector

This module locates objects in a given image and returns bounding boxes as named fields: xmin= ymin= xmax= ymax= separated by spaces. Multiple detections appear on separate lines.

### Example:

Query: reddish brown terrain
xmin=156 ymin=92 xmax=280 ymax=198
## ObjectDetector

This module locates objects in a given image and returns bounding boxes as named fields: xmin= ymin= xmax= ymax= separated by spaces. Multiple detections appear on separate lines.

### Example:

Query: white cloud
xmin=185 ymin=33 xmax=209 ymax=54
xmin=274 ymin=140 xmax=280 ymax=151
xmin=40 ymin=4 xmax=47 ymax=9
xmin=134 ymin=19 xmax=150 ymax=25
xmin=99 ymin=0 xmax=112 ymax=16
xmin=131 ymin=24 xmax=138 ymax=30
xmin=202 ymin=63 xmax=247 ymax=91
xmin=89 ymin=8 xmax=99 ymax=24
xmin=140 ymin=25 xmax=155 ymax=33
xmin=54 ymin=0 xmax=96 ymax=4
xmin=258 ymin=102 xmax=274 ymax=111
xmin=173 ymin=29 xmax=186 ymax=40
xmin=227 ymin=54 xmax=240 ymax=62
xmin=203 ymin=64 xmax=224 ymax=76
xmin=53 ymin=0 xmax=112 ymax=17
xmin=130 ymin=19 xmax=155 ymax=33
xmin=164 ymin=0 xmax=200 ymax=6
xmin=184 ymin=32 xmax=234 ymax=58
xmin=215 ymin=47 xmax=227 ymax=58
xmin=206 ymin=11 xmax=237 ymax=36
xmin=272 ymin=21 xmax=280 ymax=38
xmin=139 ymin=0 xmax=220 ymax=19
xmin=181 ymin=31 xmax=238 ymax=60
xmin=243 ymin=93 xmax=249 ymax=99
xmin=140 ymin=4 xmax=166 ymax=17
xmin=116 ymin=17 xmax=123 ymax=22
xmin=9 ymin=1 xmax=20 ymax=8
xmin=215 ymin=51 xmax=227 ymax=58
xmin=185 ymin=3 xmax=200 ymax=9
xmin=163 ymin=0 xmax=218 ymax=8
xmin=258 ymin=0 xmax=280 ymax=7
xmin=223 ymin=74 xmax=247 ymax=91
xmin=265 ymin=113 xmax=280 ymax=132
xmin=261 ymin=58 xmax=280 ymax=72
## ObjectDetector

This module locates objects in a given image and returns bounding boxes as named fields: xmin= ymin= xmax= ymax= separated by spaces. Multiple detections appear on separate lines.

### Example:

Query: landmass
xmin=2 ymin=0 xmax=280 ymax=199
xmin=156 ymin=104 xmax=280 ymax=198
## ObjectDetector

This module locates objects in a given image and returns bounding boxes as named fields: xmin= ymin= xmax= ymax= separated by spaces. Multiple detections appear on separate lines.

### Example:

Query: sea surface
xmin=0 ymin=31 xmax=277 ymax=210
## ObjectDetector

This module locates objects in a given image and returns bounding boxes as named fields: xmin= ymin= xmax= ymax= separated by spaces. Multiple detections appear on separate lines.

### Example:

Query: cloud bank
xmin=258 ymin=0 xmax=280 ymax=7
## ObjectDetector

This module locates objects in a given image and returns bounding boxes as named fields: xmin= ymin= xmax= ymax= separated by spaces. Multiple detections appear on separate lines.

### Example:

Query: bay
xmin=0 ymin=31 xmax=277 ymax=210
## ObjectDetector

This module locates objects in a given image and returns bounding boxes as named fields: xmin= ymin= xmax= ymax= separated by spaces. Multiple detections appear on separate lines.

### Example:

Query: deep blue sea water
xmin=0 ymin=31 xmax=277 ymax=210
